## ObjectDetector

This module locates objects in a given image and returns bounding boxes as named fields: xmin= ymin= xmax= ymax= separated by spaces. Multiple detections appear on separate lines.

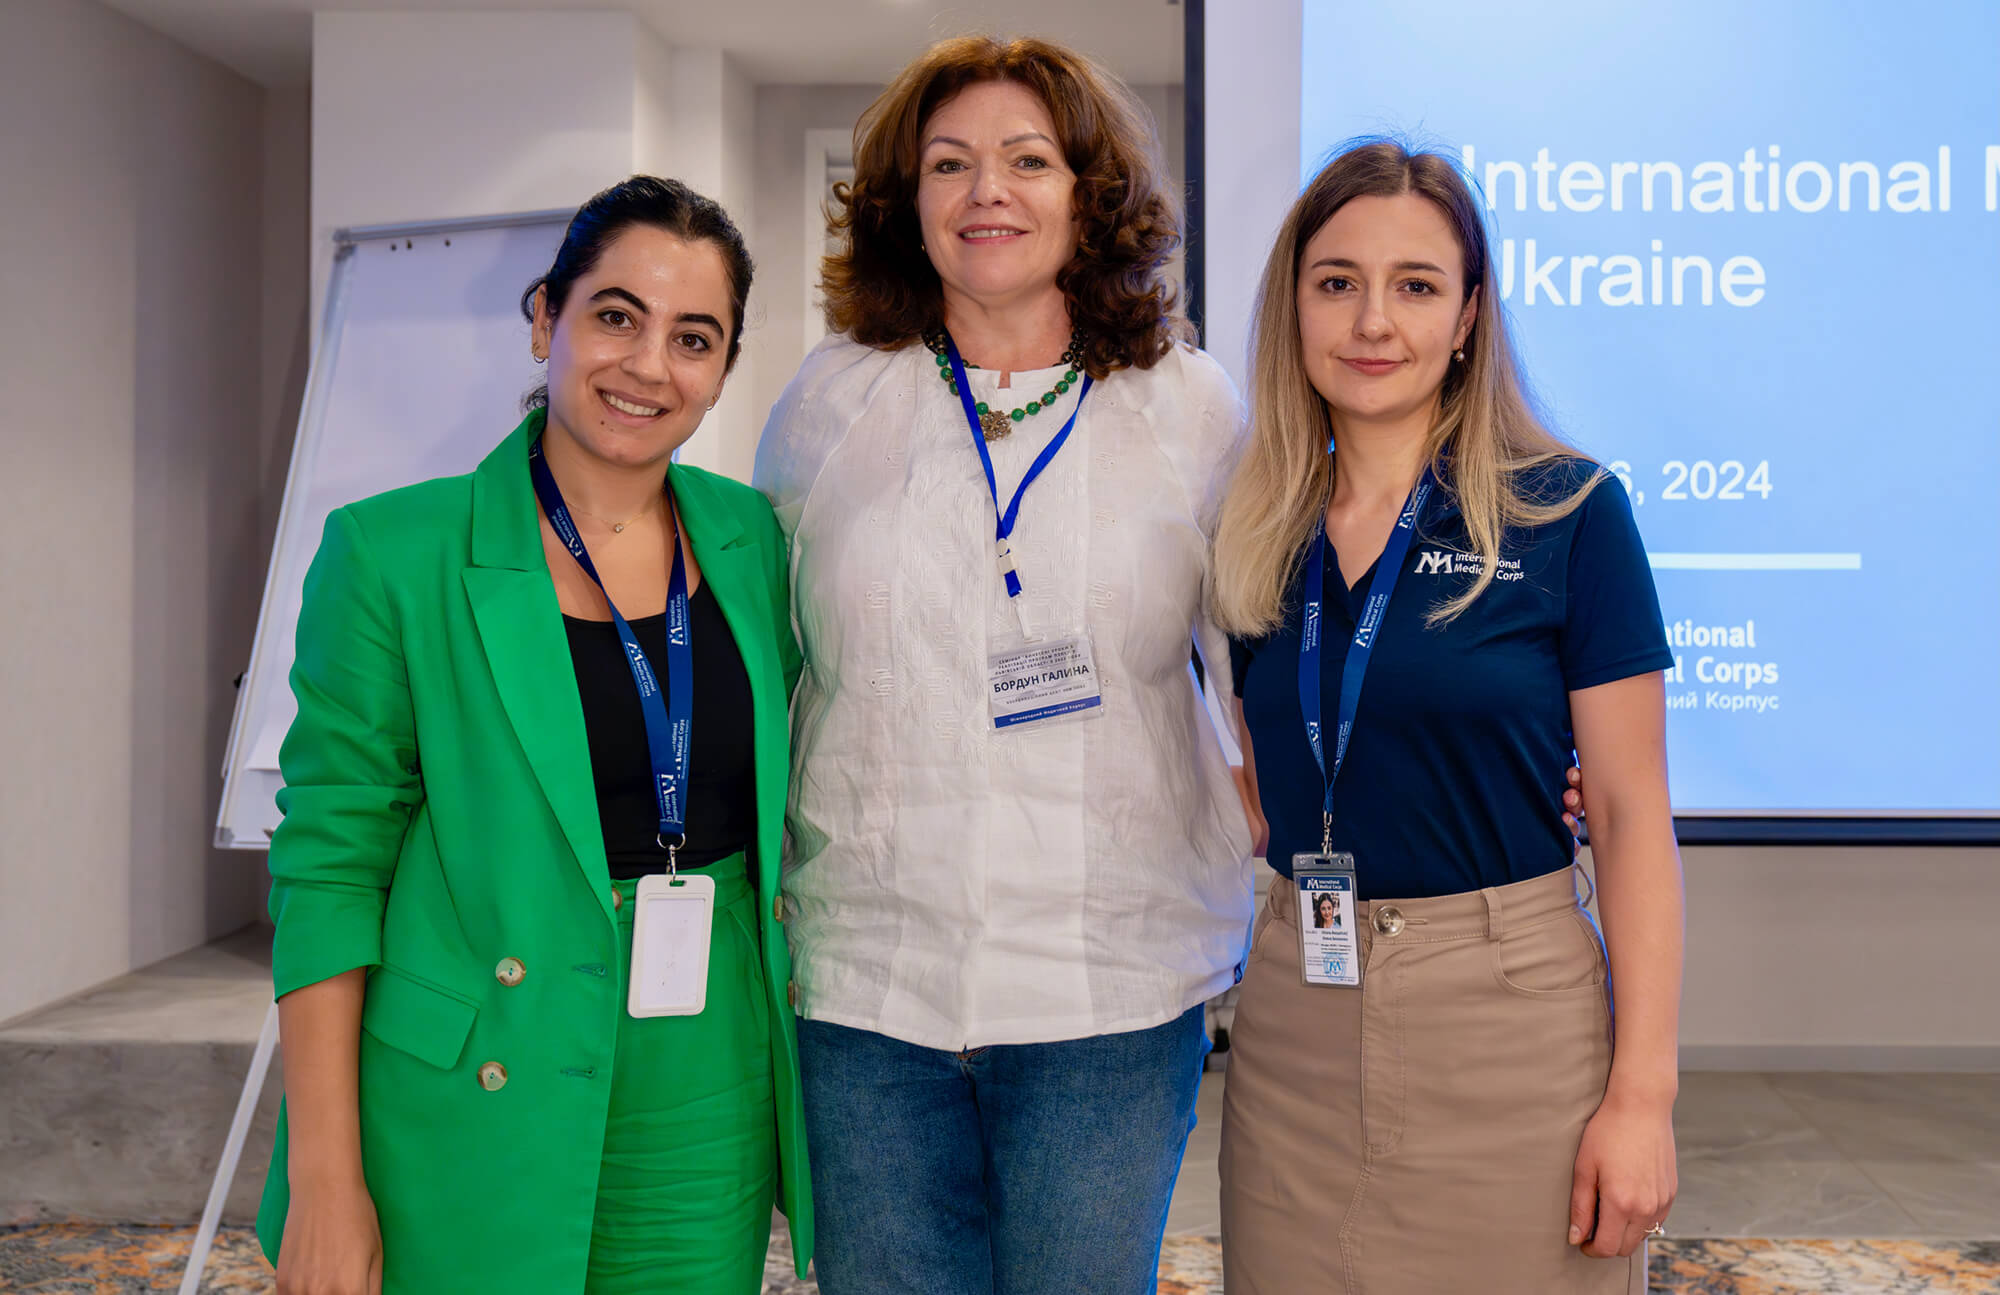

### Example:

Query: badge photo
xmin=1293 ymin=863 xmax=1360 ymax=988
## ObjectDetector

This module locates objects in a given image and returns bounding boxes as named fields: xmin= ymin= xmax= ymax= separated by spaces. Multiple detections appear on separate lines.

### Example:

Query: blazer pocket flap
xmin=362 ymin=965 xmax=479 ymax=1070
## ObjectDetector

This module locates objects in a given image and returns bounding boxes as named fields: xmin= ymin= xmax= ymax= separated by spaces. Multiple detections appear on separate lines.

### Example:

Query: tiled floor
xmin=1166 ymin=1068 xmax=2000 ymax=1240
xmin=3 ymin=1068 xmax=1993 ymax=1292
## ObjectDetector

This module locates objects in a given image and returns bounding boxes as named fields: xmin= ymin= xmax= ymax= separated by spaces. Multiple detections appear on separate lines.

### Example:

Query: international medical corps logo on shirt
xmin=1415 ymin=549 xmax=1459 ymax=575
xmin=1412 ymin=548 xmax=1528 ymax=581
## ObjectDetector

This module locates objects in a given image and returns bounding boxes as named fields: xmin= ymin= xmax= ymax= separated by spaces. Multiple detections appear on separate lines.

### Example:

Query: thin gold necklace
xmin=574 ymin=495 xmax=660 ymax=535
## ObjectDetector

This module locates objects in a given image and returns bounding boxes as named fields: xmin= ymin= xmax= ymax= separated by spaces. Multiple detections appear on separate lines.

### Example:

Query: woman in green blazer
xmin=258 ymin=177 xmax=810 ymax=1294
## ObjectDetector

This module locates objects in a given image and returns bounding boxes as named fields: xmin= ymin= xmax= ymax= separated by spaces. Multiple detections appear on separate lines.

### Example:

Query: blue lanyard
xmin=1298 ymin=466 xmax=1437 ymax=854
xmin=528 ymin=438 xmax=694 ymax=868
xmin=943 ymin=335 xmax=1093 ymax=602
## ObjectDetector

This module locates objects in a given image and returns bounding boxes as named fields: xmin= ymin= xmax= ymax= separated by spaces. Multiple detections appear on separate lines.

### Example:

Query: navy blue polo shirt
xmin=1231 ymin=460 xmax=1672 ymax=899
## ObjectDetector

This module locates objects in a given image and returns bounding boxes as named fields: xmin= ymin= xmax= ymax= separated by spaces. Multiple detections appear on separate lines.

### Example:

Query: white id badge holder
xmin=987 ymin=634 xmax=1105 ymax=730
xmin=628 ymin=872 xmax=714 ymax=1017
xmin=1291 ymin=854 xmax=1360 ymax=987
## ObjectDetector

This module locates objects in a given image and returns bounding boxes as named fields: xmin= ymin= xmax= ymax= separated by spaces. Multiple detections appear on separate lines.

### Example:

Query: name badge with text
xmin=988 ymin=635 xmax=1104 ymax=730
xmin=1293 ymin=857 xmax=1360 ymax=988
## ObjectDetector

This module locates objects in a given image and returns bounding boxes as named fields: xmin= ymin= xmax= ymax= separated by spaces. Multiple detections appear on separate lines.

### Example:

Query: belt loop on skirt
xmin=1570 ymin=858 xmax=1597 ymax=911
xmin=1481 ymin=886 xmax=1504 ymax=941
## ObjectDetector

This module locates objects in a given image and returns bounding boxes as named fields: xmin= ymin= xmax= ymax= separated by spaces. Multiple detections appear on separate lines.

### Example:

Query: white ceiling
xmin=102 ymin=0 xmax=1186 ymax=90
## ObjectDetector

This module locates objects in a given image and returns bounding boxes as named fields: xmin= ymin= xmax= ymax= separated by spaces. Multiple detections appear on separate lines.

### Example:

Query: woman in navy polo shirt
xmin=1211 ymin=140 xmax=1684 ymax=1294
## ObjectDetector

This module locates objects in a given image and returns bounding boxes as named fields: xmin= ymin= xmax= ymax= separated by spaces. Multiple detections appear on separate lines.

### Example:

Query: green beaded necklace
xmin=923 ymin=328 xmax=1084 ymax=442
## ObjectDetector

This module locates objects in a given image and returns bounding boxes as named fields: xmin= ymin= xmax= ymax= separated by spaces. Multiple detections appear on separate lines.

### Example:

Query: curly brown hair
xmin=821 ymin=35 xmax=1188 ymax=376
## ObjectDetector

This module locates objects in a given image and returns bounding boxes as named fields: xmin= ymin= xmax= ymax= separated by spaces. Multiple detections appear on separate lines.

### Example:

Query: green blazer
xmin=257 ymin=412 xmax=811 ymax=1287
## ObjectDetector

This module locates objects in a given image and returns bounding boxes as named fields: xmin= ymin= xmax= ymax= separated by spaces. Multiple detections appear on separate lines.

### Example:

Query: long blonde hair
xmin=1212 ymin=140 xmax=1599 ymax=636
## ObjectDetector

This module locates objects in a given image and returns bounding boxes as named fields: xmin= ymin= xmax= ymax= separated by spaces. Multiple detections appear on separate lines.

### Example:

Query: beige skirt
xmin=1219 ymin=865 xmax=1646 ymax=1295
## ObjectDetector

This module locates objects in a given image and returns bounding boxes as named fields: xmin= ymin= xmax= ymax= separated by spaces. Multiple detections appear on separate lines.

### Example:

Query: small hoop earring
xmin=533 ymin=352 xmax=546 ymax=364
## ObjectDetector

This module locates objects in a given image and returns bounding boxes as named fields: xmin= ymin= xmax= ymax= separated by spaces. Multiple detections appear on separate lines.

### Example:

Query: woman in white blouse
xmin=753 ymin=35 xmax=1251 ymax=1295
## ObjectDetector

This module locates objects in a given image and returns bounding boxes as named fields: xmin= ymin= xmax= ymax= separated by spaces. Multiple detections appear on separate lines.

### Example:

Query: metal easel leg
xmin=179 ymin=998 xmax=280 ymax=1295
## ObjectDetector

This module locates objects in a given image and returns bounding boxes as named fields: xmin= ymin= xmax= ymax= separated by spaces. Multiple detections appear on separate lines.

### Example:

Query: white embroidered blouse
xmin=753 ymin=335 xmax=1255 ymax=1051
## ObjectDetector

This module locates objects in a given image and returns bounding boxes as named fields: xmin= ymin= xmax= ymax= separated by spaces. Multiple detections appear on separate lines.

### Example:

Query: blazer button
xmin=495 ymin=957 xmax=526 ymax=987
xmin=787 ymin=981 xmax=799 ymax=1008
xmin=477 ymin=1061 xmax=509 ymax=1092
xmin=611 ymin=887 xmax=624 ymax=910
xmin=773 ymin=894 xmax=785 ymax=923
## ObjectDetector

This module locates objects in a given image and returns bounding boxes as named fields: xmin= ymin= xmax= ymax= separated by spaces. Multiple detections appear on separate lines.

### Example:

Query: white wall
xmin=311 ymin=11 xmax=645 ymax=352
xmin=746 ymin=84 xmax=884 ymax=437
xmin=0 ymin=0 xmax=275 ymax=1023
xmin=259 ymin=84 xmax=312 ymax=560
xmin=1675 ymin=846 xmax=2000 ymax=1068
xmin=313 ymin=14 xmax=760 ymax=477
xmin=1200 ymin=0 xmax=1300 ymax=387
xmin=664 ymin=49 xmax=761 ymax=481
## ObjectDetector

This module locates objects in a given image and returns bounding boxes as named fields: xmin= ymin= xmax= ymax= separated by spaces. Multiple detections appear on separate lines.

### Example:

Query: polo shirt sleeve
xmin=1559 ymin=473 xmax=1675 ymax=690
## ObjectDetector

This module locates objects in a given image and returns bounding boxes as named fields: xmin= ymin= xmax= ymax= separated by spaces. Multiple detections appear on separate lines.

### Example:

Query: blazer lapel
xmin=671 ymin=468 xmax=781 ymax=856
xmin=463 ymin=415 xmax=611 ymax=910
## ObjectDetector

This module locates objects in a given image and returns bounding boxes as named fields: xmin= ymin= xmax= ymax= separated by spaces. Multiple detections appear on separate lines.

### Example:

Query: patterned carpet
xmin=3 ymin=1225 xmax=1996 ymax=1293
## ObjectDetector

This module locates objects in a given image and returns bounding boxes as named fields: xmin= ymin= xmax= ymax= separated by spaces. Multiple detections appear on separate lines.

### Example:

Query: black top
xmin=563 ymin=581 xmax=757 ymax=879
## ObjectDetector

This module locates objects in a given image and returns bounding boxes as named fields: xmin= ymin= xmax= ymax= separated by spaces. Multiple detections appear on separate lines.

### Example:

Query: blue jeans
xmin=798 ymin=1007 xmax=1210 ymax=1295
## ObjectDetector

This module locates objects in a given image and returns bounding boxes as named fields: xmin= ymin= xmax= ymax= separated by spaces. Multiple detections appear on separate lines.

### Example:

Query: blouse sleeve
xmin=753 ymin=336 xmax=875 ymax=546
xmin=1176 ymin=347 xmax=1254 ymax=705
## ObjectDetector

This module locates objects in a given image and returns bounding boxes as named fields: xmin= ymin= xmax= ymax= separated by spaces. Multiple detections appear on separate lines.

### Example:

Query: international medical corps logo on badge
xmin=1353 ymin=593 xmax=1388 ymax=648
xmin=1397 ymin=488 xmax=1426 ymax=527
xmin=626 ymin=641 xmax=660 ymax=697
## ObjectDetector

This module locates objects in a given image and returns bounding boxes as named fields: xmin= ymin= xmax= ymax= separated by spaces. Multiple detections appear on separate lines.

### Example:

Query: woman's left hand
xmin=1568 ymin=1089 xmax=1677 ymax=1257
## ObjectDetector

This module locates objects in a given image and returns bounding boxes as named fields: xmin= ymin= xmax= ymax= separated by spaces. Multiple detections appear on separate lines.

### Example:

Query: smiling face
xmin=915 ymin=79 xmax=1081 ymax=317
xmin=531 ymin=223 xmax=735 ymax=470
xmin=1295 ymin=191 xmax=1479 ymax=437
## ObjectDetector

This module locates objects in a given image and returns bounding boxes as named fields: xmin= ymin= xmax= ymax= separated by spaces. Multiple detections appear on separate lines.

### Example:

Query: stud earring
xmin=1453 ymin=348 xmax=1466 ymax=362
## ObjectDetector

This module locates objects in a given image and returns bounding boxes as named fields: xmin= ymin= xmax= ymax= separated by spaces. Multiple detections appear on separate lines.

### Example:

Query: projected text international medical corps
xmin=1590 ymin=462 xmax=1854 ymax=720
xmin=1461 ymin=144 xmax=1998 ymax=307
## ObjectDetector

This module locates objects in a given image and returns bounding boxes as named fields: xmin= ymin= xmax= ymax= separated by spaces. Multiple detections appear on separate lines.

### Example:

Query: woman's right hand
xmin=275 ymin=1177 xmax=383 ymax=1295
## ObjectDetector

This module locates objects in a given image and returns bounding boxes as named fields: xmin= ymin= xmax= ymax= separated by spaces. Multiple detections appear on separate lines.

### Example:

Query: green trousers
xmin=586 ymin=855 xmax=777 ymax=1294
